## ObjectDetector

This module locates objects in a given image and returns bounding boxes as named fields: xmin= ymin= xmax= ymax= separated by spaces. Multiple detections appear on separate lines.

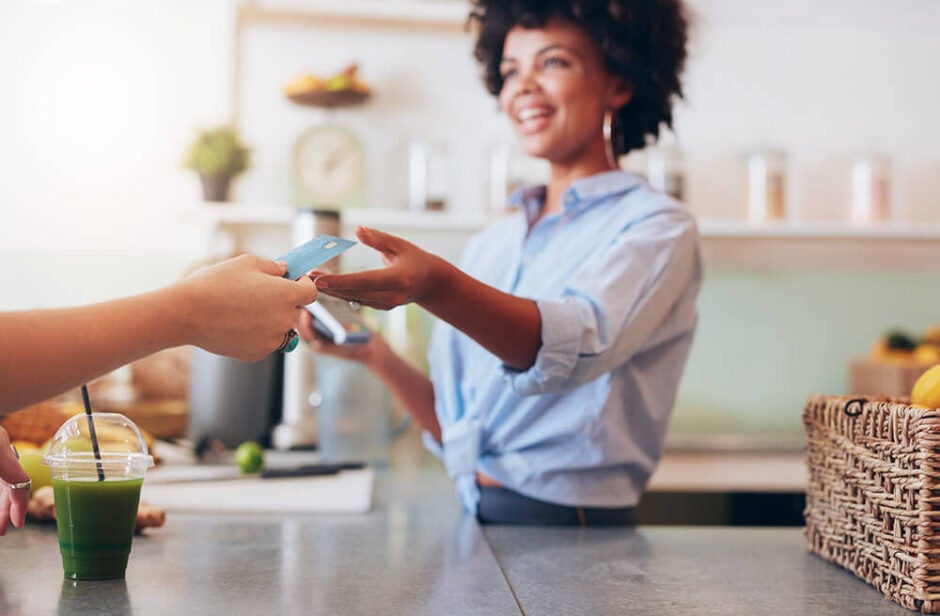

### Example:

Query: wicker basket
xmin=804 ymin=394 xmax=940 ymax=613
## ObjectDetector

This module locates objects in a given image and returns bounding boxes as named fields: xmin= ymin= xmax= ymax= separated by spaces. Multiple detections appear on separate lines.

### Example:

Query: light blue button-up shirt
xmin=424 ymin=170 xmax=702 ymax=514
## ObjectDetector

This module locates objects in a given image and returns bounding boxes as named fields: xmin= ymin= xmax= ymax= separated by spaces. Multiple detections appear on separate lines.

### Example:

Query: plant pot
xmin=200 ymin=174 xmax=232 ymax=202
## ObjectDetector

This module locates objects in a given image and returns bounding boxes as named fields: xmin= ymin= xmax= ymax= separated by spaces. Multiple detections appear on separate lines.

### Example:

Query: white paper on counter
xmin=141 ymin=468 xmax=374 ymax=514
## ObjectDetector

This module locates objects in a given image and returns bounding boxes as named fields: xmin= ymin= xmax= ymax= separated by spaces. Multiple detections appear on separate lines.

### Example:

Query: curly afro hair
xmin=468 ymin=0 xmax=689 ymax=157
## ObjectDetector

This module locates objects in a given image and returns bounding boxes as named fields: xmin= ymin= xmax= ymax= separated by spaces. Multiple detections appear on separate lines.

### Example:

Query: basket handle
xmin=844 ymin=397 xmax=866 ymax=417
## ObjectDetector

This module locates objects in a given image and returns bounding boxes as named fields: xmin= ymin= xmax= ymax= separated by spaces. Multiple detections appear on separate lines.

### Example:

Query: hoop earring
xmin=603 ymin=109 xmax=618 ymax=169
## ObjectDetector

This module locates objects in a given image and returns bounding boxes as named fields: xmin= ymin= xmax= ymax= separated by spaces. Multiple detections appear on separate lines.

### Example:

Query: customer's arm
xmin=0 ymin=254 xmax=319 ymax=415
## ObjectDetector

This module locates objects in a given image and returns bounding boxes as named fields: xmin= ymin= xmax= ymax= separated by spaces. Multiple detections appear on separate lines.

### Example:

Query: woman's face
xmin=498 ymin=19 xmax=631 ymax=166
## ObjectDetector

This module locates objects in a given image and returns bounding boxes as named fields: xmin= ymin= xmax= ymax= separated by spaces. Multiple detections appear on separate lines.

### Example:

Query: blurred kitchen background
xmin=1 ymin=0 xmax=939 ymax=466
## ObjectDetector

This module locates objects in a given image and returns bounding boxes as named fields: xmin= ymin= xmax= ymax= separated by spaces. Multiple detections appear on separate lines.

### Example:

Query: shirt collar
xmin=508 ymin=171 xmax=644 ymax=224
xmin=508 ymin=184 xmax=547 ymax=223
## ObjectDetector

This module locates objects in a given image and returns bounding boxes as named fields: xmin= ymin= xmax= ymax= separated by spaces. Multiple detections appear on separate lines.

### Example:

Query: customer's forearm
xmin=0 ymin=290 xmax=179 ymax=415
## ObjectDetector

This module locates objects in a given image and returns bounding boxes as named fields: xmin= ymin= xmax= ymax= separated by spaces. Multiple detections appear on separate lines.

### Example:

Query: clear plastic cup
xmin=43 ymin=413 xmax=154 ymax=580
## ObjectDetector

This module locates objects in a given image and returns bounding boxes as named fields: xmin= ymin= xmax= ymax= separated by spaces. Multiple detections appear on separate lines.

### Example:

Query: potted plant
xmin=183 ymin=125 xmax=251 ymax=202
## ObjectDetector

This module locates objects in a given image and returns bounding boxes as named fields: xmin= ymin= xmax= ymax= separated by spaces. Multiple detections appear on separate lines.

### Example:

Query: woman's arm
xmin=0 ymin=254 xmax=319 ymax=415
xmin=296 ymin=311 xmax=441 ymax=442
xmin=312 ymin=227 xmax=542 ymax=370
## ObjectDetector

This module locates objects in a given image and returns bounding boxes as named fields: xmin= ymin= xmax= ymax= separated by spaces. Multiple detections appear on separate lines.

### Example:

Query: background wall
xmin=1 ymin=0 xmax=938 ymax=443
xmin=3 ymin=0 xmax=938 ymax=305
xmin=672 ymin=270 xmax=940 ymax=444
xmin=0 ymin=0 xmax=237 ymax=308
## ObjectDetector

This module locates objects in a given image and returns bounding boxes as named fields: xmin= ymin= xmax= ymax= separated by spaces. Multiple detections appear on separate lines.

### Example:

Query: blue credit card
xmin=276 ymin=235 xmax=356 ymax=280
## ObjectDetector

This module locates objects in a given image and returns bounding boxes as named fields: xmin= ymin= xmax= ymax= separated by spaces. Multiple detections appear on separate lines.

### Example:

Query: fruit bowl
xmin=286 ymin=89 xmax=371 ymax=109
xmin=284 ymin=63 xmax=372 ymax=109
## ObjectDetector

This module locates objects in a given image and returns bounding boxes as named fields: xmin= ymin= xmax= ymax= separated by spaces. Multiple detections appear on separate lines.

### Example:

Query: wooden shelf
xmin=192 ymin=203 xmax=494 ymax=232
xmin=698 ymin=219 xmax=940 ymax=272
xmin=191 ymin=204 xmax=940 ymax=271
xmin=238 ymin=1 xmax=468 ymax=32
xmin=195 ymin=204 xmax=940 ymax=239
xmin=699 ymin=219 xmax=940 ymax=241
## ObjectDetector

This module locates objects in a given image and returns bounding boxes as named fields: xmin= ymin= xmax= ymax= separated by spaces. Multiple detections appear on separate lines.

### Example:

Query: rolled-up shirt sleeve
xmin=504 ymin=207 xmax=700 ymax=396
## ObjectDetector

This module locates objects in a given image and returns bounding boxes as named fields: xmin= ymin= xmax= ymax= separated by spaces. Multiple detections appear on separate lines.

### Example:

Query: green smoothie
xmin=52 ymin=477 xmax=143 ymax=580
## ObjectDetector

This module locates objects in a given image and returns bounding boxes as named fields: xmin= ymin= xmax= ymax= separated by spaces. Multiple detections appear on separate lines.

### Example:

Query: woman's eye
xmin=543 ymin=56 xmax=569 ymax=69
xmin=500 ymin=67 xmax=518 ymax=80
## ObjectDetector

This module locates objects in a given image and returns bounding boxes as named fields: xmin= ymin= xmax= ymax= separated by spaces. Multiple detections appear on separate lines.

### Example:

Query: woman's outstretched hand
xmin=311 ymin=227 xmax=447 ymax=311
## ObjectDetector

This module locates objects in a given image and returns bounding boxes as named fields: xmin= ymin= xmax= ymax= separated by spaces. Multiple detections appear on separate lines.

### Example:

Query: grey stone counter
xmin=483 ymin=525 xmax=913 ymax=616
xmin=0 ymin=465 xmax=915 ymax=615
xmin=0 ymin=466 xmax=517 ymax=616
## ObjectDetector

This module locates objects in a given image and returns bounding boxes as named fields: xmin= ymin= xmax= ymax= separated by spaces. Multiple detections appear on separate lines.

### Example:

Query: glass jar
xmin=408 ymin=140 xmax=448 ymax=211
xmin=745 ymin=148 xmax=787 ymax=222
xmin=487 ymin=142 xmax=549 ymax=213
xmin=849 ymin=154 xmax=891 ymax=224
xmin=646 ymin=145 xmax=685 ymax=201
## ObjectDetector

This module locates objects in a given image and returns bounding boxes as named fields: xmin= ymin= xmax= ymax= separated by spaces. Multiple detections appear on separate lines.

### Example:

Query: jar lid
xmin=43 ymin=412 xmax=154 ymax=474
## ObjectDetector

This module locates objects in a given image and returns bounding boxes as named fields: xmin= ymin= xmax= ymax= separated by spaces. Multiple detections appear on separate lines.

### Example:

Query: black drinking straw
xmin=80 ymin=384 xmax=106 ymax=481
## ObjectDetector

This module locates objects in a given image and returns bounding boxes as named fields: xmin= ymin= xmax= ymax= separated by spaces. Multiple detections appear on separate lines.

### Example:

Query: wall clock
xmin=293 ymin=123 xmax=366 ymax=208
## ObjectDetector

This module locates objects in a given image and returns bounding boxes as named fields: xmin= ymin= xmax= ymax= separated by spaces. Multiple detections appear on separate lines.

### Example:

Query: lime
xmin=234 ymin=441 xmax=265 ymax=474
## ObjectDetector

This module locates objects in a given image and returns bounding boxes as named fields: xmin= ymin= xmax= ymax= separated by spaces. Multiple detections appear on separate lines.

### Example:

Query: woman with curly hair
xmin=301 ymin=0 xmax=701 ymax=526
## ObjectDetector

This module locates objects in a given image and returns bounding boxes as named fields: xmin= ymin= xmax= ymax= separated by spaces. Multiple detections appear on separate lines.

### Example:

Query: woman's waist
xmin=471 ymin=465 xmax=644 ymax=508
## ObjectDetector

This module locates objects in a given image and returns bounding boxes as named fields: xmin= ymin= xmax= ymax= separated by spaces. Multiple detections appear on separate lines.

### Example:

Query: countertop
xmin=0 ymin=464 xmax=910 ymax=615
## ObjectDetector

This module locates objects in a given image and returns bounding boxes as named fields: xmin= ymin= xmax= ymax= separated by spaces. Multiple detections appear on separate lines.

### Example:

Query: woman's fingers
xmin=314 ymin=270 xmax=394 ymax=294
xmin=356 ymin=226 xmax=402 ymax=255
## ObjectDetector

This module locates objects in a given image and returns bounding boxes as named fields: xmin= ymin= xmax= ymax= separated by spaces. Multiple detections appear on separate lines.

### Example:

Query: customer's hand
xmin=0 ymin=427 xmax=31 ymax=536
xmin=312 ymin=227 xmax=447 ymax=310
xmin=171 ymin=254 xmax=319 ymax=362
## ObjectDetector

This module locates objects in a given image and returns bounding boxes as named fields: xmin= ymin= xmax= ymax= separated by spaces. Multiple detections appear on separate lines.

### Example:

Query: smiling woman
xmin=299 ymin=0 xmax=701 ymax=526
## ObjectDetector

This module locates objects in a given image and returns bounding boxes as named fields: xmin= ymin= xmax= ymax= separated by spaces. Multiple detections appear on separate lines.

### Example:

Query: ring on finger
xmin=277 ymin=329 xmax=299 ymax=353
xmin=348 ymin=299 xmax=361 ymax=312
xmin=8 ymin=479 xmax=30 ymax=491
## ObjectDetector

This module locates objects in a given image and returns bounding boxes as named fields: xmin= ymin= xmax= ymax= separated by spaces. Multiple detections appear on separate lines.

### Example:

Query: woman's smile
xmin=515 ymin=105 xmax=555 ymax=134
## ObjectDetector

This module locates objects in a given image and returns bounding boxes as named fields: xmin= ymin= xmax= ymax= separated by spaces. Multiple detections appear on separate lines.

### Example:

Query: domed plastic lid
xmin=43 ymin=412 xmax=154 ymax=478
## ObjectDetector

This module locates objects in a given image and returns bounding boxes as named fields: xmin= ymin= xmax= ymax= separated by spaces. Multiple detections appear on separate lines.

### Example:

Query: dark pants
xmin=476 ymin=485 xmax=637 ymax=527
